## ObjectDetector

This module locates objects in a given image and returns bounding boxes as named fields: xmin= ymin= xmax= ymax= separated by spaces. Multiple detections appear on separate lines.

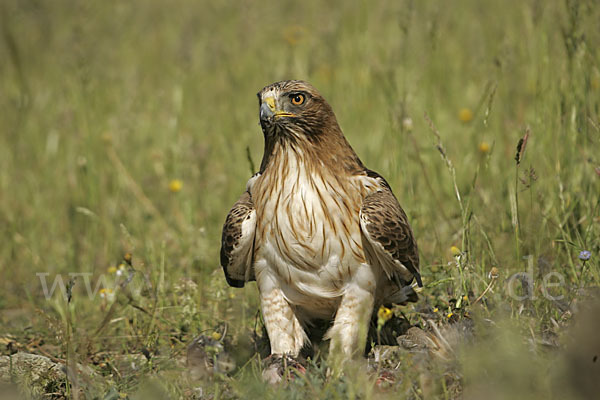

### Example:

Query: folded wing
xmin=220 ymin=191 xmax=256 ymax=287
xmin=359 ymin=178 xmax=422 ymax=299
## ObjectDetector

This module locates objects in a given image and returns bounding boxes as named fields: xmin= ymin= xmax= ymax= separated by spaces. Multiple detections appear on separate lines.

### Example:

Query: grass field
xmin=1 ymin=0 xmax=599 ymax=398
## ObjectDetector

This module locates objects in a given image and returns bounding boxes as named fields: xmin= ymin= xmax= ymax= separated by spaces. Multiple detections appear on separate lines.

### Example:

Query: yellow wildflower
xmin=378 ymin=305 xmax=393 ymax=322
xmin=377 ymin=306 xmax=393 ymax=330
xmin=211 ymin=331 xmax=222 ymax=341
xmin=458 ymin=108 xmax=473 ymax=122
xmin=447 ymin=312 xmax=454 ymax=319
xmin=433 ymin=307 xmax=439 ymax=313
xmin=123 ymin=252 xmax=132 ymax=265
xmin=168 ymin=179 xmax=183 ymax=193
xmin=99 ymin=288 xmax=114 ymax=300
xmin=107 ymin=266 xmax=117 ymax=274
xmin=450 ymin=246 xmax=461 ymax=256
xmin=478 ymin=141 xmax=491 ymax=154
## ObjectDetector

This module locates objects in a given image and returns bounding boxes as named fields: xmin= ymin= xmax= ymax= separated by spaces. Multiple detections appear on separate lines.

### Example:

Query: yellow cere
xmin=264 ymin=97 xmax=276 ymax=110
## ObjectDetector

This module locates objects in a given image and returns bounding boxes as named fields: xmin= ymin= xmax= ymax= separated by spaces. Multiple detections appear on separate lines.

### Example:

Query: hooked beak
xmin=260 ymin=96 xmax=295 ymax=123
xmin=260 ymin=102 xmax=274 ymax=121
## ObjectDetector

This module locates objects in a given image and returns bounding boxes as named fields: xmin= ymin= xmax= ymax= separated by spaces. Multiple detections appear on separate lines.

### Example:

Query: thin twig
xmin=473 ymin=276 xmax=497 ymax=305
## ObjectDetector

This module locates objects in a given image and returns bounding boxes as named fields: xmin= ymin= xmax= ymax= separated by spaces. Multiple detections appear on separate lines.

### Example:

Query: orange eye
xmin=290 ymin=94 xmax=305 ymax=105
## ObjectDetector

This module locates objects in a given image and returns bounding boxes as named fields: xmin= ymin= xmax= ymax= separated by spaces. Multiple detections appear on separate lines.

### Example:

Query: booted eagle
xmin=220 ymin=80 xmax=421 ymax=362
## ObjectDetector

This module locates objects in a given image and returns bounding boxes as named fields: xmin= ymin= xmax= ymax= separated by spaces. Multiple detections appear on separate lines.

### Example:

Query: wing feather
xmin=359 ymin=177 xmax=422 ymax=290
xmin=220 ymin=191 xmax=256 ymax=288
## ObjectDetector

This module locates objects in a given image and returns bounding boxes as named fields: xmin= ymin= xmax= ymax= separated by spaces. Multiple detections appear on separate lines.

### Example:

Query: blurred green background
xmin=1 ymin=0 xmax=599 ymax=398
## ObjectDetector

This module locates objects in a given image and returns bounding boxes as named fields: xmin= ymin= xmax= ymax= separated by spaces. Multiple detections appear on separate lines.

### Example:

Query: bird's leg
xmin=260 ymin=286 xmax=307 ymax=357
xmin=326 ymin=281 xmax=374 ymax=364
xmin=259 ymin=284 xmax=308 ymax=383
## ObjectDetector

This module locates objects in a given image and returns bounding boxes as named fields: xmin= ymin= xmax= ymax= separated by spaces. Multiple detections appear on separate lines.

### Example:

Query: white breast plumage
xmin=250 ymin=147 xmax=369 ymax=317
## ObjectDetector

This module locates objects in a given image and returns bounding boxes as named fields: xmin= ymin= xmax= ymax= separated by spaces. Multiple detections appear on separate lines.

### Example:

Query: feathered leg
xmin=326 ymin=277 xmax=375 ymax=361
xmin=260 ymin=286 xmax=307 ymax=356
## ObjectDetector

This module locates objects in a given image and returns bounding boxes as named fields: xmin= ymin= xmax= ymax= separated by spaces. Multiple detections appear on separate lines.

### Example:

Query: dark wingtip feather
xmin=224 ymin=273 xmax=245 ymax=288
xmin=385 ymin=285 xmax=419 ymax=305
xmin=413 ymin=271 xmax=423 ymax=287
xmin=221 ymin=241 xmax=246 ymax=288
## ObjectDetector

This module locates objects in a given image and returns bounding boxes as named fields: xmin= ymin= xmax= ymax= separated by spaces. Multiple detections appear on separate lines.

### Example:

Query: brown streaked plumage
xmin=220 ymin=80 xmax=421 ymax=368
xmin=220 ymin=190 xmax=256 ymax=287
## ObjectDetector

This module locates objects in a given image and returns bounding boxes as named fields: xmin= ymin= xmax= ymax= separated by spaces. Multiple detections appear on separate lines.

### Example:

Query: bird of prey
xmin=220 ymin=80 xmax=421 ymax=364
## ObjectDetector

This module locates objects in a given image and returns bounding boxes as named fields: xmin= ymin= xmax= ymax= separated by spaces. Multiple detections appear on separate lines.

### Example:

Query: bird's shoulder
xmin=245 ymin=172 xmax=261 ymax=193
xmin=349 ymin=168 xmax=393 ymax=197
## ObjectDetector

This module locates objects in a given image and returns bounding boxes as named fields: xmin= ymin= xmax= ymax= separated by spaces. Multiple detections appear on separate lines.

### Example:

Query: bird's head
xmin=257 ymin=80 xmax=337 ymax=142
xmin=256 ymin=80 xmax=363 ymax=174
